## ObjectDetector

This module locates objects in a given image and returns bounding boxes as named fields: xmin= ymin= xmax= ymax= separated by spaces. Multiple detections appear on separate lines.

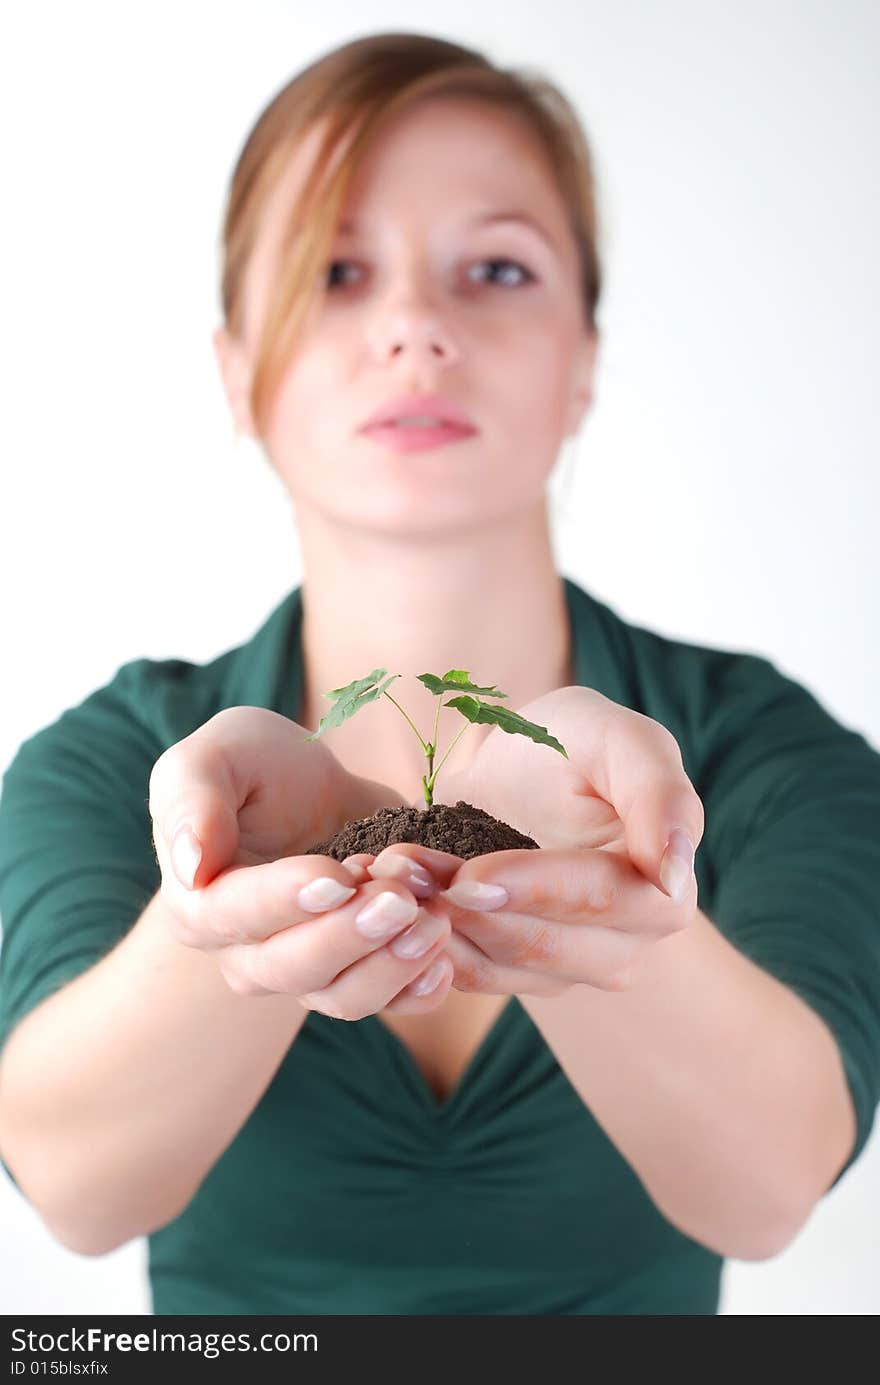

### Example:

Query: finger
xmin=557 ymin=689 xmax=704 ymax=899
xmin=366 ymin=843 xmax=464 ymax=893
xmin=304 ymin=907 xmax=455 ymax=1020
xmin=454 ymin=897 xmax=654 ymax=986
xmin=438 ymin=846 xmax=692 ymax=939
xmin=167 ymin=853 xmax=367 ymax=951
xmin=381 ymin=952 xmax=455 ymax=1014
xmin=441 ymin=927 xmax=575 ymax=998
xmin=218 ymin=878 xmax=432 ymax=998
xmin=149 ymin=743 xmax=240 ymax=893
xmin=340 ymin=853 xmax=377 ymax=885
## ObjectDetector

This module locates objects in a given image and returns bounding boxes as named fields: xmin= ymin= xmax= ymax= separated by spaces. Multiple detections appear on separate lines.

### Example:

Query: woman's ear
xmin=212 ymin=325 xmax=259 ymax=440
xmin=564 ymin=327 xmax=599 ymax=438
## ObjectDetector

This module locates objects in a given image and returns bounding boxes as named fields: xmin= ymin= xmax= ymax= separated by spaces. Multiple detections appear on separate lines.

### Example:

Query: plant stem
xmin=380 ymin=688 xmax=468 ymax=811
xmin=421 ymin=693 xmax=444 ymax=807
xmin=426 ymin=721 xmax=470 ymax=792
xmin=382 ymin=689 xmax=435 ymax=807
xmin=381 ymin=691 xmax=430 ymax=753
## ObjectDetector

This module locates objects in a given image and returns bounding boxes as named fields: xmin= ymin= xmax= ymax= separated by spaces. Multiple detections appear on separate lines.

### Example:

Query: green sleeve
xmin=0 ymin=664 xmax=162 ymax=1194
xmin=699 ymin=653 xmax=880 ymax=1191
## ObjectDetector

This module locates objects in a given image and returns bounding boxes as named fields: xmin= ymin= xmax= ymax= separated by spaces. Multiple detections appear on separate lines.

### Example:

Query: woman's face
xmin=216 ymin=96 xmax=598 ymax=535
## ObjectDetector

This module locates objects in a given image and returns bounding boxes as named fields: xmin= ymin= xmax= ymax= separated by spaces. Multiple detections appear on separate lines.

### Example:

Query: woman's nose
xmin=366 ymin=279 xmax=460 ymax=366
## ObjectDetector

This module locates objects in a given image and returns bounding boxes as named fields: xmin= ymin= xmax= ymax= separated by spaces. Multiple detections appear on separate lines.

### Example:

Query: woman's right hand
xmin=147 ymin=707 xmax=454 ymax=1016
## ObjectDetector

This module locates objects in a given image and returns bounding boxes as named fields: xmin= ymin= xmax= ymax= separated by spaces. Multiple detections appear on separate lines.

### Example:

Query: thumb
xmin=150 ymin=757 xmax=240 ymax=892
xmin=170 ymin=823 xmax=204 ymax=890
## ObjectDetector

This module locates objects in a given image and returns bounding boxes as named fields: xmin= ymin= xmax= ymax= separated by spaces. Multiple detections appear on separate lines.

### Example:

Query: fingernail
xmin=411 ymin=956 xmax=448 ymax=996
xmin=298 ymin=877 xmax=357 ymax=912
xmin=389 ymin=910 xmax=439 ymax=959
xmin=354 ymin=891 xmax=419 ymax=938
xmin=441 ymin=880 xmax=510 ymax=910
xmin=372 ymin=855 xmax=434 ymax=897
xmin=659 ymin=828 xmax=696 ymax=903
xmin=405 ymin=865 xmax=434 ymax=895
xmin=171 ymin=824 xmax=202 ymax=890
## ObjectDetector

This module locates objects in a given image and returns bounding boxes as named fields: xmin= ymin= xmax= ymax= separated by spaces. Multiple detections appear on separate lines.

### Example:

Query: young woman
xmin=1 ymin=32 xmax=878 ymax=1317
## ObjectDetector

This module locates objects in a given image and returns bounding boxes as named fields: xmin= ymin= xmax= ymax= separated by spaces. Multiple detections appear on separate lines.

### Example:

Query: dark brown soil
xmin=305 ymin=800 xmax=539 ymax=862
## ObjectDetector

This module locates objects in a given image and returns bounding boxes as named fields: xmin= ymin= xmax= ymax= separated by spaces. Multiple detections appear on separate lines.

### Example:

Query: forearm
xmin=518 ymin=906 xmax=856 ymax=1260
xmin=0 ymin=888 xmax=307 ymax=1255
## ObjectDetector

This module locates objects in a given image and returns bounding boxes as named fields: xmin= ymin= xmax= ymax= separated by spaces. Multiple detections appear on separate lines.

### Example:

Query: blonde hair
xmin=218 ymin=30 xmax=603 ymax=440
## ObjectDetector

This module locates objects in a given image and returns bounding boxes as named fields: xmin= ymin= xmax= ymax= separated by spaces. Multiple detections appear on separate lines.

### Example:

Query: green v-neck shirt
xmin=2 ymin=576 xmax=879 ymax=1314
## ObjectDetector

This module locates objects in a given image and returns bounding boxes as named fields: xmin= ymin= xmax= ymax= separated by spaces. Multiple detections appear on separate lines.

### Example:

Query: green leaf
xmin=417 ymin=668 xmax=508 ymax=698
xmin=304 ymin=668 xmax=401 ymax=740
xmin=442 ymin=695 xmax=569 ymax=757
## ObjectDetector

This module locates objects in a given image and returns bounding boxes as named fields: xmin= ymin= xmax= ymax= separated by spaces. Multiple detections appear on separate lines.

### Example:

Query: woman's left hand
xmin=354 ymin=686 xmax=705 ymax=998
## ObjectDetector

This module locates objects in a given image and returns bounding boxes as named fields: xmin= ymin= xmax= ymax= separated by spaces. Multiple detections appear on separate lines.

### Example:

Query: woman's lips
xmin=360 ymin=422 xmax=477 ymax=452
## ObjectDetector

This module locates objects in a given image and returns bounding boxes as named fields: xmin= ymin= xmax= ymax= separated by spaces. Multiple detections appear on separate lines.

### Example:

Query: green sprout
xmin=304 ymin=667 xmax=568 ymax=808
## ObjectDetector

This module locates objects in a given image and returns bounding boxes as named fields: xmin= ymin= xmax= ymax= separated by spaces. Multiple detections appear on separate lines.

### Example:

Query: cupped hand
xmin=360 ymin=685 xmax=705 ymax=997
xmin=147 ymin=706 xmax=457 ymax=1015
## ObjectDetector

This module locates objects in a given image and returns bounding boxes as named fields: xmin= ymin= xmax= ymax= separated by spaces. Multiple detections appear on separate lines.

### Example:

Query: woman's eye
xmin=323 ymin=256 xmax=536 ymax=291
xmin=324 ymin=259 xmax=362 ymax=290
xmin=467 ymin=257 xmax=535 ymax=288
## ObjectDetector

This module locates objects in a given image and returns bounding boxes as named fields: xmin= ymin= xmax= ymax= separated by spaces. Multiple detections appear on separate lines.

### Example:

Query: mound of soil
xmin=305 ymin=799 xmax=539 ymax=862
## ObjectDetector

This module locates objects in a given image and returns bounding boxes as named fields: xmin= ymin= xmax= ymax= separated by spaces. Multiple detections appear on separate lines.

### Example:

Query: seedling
xmin=305 ymin=667 xmax=568 ymax=808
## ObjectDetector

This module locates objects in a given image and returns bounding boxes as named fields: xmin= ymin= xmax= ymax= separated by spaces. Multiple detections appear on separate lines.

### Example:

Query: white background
xmin=0 ymin=0 xmax=877 ymax=1315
